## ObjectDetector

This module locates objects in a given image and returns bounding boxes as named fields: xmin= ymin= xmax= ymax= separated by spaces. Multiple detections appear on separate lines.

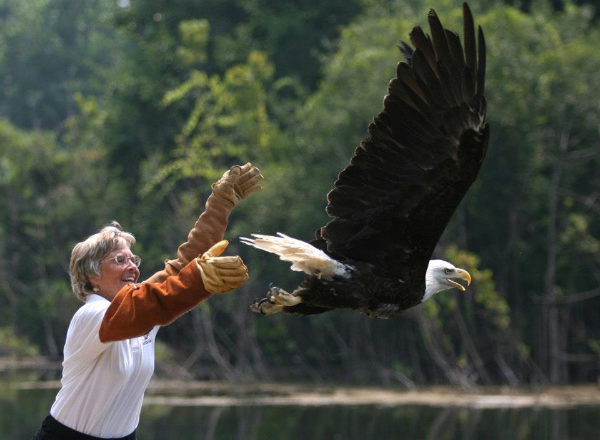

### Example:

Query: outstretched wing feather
xmin=319 ymin=3 xmax=489 ymax=278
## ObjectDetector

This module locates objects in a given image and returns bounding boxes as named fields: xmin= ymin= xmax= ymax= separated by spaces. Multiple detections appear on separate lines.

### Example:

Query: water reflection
xmin=136 ymin=404 xmax=600 ymax=440
xmin=3 ymin=386 xmax=600 ymax=440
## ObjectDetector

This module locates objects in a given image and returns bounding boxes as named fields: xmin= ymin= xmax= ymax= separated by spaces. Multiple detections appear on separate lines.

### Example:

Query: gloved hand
xmin=211 ymin=162 xmax=263 ymax=207
xmin=196 ymin=240 xmax=249 ymax=294
xmin=145 ymin=162 xmax=262 ymax=284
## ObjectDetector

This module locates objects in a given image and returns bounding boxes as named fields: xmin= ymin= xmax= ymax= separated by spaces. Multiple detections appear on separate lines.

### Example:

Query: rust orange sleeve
xmin=145 ymin=194 xmax=234 ymax=284
xmin=99 ymin=260 xmax=212 ymax=343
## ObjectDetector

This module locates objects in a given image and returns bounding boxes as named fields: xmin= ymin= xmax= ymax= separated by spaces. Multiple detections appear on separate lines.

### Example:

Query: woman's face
xmin=90 ymin=240 xmax=140 ymax=301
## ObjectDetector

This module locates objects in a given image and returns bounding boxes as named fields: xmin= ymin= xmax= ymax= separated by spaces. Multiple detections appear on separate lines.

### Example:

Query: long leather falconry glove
xmin=196 ymin=240 xmax=249 ymax=294
xmin=146 ymin=163 xmax=262 ymax=284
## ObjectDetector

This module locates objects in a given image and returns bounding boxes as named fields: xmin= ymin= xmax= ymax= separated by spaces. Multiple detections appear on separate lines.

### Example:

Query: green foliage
xmin=445 ymin=246 xmax=511 ymax=330
xmin=0 ymin=326 xmax=39 ymax=359
xmin=474 ymin=0 xmax=600 ymax=314
xmin=1 ymin=0 xmax=600 ymax=385
xmin=176 ymin=20 xmax=210 ymax=65
xmin=148 ymin=42 xmax=292 ymax=194
xmin=0 ymin=0 xmax=120 ymax=129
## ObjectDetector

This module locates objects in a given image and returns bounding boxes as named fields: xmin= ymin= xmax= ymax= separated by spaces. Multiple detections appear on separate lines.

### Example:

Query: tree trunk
xmin=416 ymin=311 xmax=475 ymax=389
xmin=543 ymin=120 xmax=571 ymax=384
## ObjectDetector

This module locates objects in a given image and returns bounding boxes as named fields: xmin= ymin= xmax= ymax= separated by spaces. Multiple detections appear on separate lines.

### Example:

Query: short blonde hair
xmin=70 ymin=222 xmax=136 ymax=301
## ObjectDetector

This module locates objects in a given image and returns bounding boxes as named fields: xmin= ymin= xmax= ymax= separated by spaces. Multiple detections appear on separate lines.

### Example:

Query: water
xmin=4 ymin=385 xmax=600 ymax=440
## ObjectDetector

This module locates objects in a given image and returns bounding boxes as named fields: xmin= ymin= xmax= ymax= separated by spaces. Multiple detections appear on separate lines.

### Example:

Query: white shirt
xmin=50 ymin=294 xmax=159 ymax=438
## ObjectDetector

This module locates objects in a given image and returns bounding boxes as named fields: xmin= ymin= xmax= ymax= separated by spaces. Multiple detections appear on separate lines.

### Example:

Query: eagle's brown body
xmin=244 ymin=3 xmax=487 ymax=318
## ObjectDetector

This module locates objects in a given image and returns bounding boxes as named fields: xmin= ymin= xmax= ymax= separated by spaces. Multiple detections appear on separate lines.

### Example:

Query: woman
xmin=32 ymin=164 xmax=262 ymax=440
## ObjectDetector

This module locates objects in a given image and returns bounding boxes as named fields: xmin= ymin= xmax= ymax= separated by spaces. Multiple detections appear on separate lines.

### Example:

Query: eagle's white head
xmin=422 ymin=260 xmax=472 ymax=302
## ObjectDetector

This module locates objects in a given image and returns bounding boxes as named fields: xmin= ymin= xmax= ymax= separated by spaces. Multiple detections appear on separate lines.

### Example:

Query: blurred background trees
xmin=0 ymin=0 xmax=599 ymax=387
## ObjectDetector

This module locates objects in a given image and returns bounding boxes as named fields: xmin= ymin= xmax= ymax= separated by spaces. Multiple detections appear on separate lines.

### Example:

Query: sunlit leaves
xmin=176 ymin=19 xmax=210 ymax=66
xmin=446 ymin=246 xmax=511 ymax=330
xmin=148 ymin=38 xmax=287 ymax=194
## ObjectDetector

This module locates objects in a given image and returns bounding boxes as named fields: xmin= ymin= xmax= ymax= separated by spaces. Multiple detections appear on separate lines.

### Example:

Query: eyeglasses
xmin=102 ymin=253 xmax=142 ymax=267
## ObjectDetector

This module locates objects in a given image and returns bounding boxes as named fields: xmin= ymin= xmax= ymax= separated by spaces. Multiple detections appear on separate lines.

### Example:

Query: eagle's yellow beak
xmin=447 ymin=268 xmax=472 ymax=291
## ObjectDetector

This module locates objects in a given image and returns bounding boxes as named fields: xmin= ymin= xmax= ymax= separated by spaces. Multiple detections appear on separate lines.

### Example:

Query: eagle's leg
xmin=250 ymin=286 xmax=302 ymax=315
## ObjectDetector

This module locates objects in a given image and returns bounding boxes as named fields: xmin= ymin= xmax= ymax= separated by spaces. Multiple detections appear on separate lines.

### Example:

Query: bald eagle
xmin=242 ymin=3 xmax=488 ymax=318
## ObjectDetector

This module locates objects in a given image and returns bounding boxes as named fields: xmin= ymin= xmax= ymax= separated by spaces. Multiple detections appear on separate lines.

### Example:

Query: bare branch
xmin=533 ymin=286 xmax=600 ymax=305
xmin=560 ymin=189 xmax=600 ymax=214
xmin=559 ymin=353 xmax=600 ymax=363
xmin=556 ymin=286 xmax=600 ymax=305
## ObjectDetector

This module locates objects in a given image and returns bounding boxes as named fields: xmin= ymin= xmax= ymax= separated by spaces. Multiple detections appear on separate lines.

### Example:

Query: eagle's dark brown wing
xmin=318 ymin=3 xmax=489 ymax=278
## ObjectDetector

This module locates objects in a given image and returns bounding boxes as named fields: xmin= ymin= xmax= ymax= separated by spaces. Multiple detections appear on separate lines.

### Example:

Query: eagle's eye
xmin=444 ymin=268 xmax=452 ymax=275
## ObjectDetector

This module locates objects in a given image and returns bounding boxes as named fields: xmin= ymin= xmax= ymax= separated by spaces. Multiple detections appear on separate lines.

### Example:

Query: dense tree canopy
xmin=0 ymin=0 xmax=599 ymax=386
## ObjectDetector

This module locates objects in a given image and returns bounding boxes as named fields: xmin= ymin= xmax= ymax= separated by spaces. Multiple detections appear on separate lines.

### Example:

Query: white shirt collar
xmin=86 ymin=293 xmax=109 ymax=303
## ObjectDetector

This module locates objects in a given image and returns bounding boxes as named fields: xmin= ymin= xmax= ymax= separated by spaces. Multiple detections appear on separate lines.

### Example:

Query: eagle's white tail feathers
xmin=240 ymin=233 xmax=351 ymax=279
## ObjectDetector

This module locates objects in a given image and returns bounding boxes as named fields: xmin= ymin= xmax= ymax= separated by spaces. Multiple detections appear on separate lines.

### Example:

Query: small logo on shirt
xmin=142 ymin=333 xmax=153 ymax=345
